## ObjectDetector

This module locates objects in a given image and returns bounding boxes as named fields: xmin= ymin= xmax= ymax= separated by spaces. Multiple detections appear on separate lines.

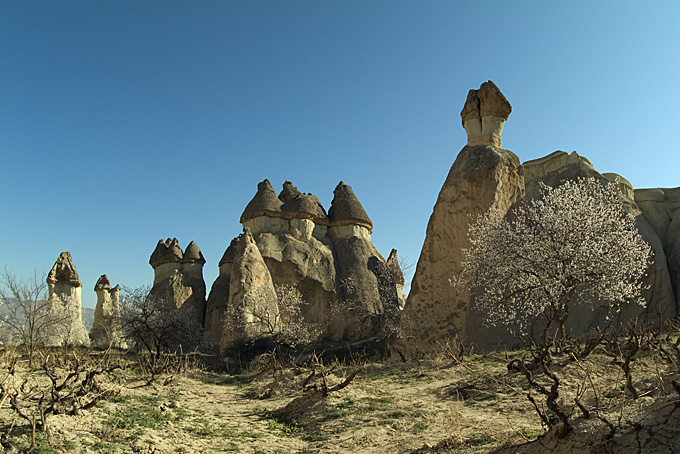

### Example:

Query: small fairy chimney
xmin=460 ymin=80 xmax=512 ymax=148
xmin=90 ymin=275 xmax=126 ymax=348
xmin=45 ymin=252 xmax=90 ymax=346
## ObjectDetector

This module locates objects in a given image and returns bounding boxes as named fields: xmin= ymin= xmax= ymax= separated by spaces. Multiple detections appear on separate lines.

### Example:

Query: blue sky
xmin=1 ymin=0 xmax=679 ymax=309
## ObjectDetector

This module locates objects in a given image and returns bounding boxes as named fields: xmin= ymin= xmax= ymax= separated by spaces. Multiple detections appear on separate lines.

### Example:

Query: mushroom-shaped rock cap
xmin=94 ymin=274 xmax=112 ymax=291
xmin=149 ymin=238 xmax=184 ymax=268
xmin=240 ymin=179 xmax=284 ymax=223
xmin=47 ymin=252 xmax=82 ymax=287
xmin=279 ymin=181 xmax=329 ymax=224
xmin=218 ymin=237 xmax=240 ymax=267
xmin=182 ymin=241 xmax=206 ymax=265
xmin=328 ymin=181 xmax=373 ymax=230
xmin=460 ymin=80 xmax=512 ymax=125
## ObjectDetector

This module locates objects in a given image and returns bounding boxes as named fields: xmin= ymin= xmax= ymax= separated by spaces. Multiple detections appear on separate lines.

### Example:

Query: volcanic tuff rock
xmin=206 ymin=180 xmax=400 ymax=347
xmin=219 ymin=229 xmax=279 ymax=351
xmin=401 ymin=80 xmax=678 ymax=356
xmin=634 ymin=187 xmax=680 ymax=311
xmin=400 ymin=143 xmax=525 ymax=354
xmin=45 ymin=252 xmax=90 ymax=347
xmin=89 ymin=274 xmax=126 ymax=349
xmin=398 ymin=81 xmax=525 ymax=356
xmin=460 ymin=80 xmax=512 ymax=148
xmin=148 ymin=239 xmax=207 ymax=327
xmin=204 ymin=237 xmax=238 ymax=346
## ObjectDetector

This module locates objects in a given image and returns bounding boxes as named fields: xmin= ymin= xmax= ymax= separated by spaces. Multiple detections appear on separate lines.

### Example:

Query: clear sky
xmin=1 ymin=0 xmax=679 ymax=309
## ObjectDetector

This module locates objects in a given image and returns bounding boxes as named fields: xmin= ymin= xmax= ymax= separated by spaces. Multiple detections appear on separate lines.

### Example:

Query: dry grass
xmin=0 ymin=338 xmax=678 ymax=454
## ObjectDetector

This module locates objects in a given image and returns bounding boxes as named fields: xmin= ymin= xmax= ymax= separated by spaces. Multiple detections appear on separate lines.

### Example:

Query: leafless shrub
xmin=0 ymin=269 xmax=72 ymax=367
xmin=0 ymin=350 xmax=121 ymax=451
xmin=275 ymin=353 xmax=362 ymax=424
xmin=508 ymin=336 xmax=573 ymax=438
xmin=119 ymin=285 xmax=207 ymax=363
xmin=600 ymin=321 xmax=655 ymax=399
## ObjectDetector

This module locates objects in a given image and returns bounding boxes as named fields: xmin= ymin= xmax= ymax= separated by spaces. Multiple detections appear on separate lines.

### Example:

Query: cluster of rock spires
xmin=37 ymin=252 xmax=125 ymax=349
xmin=42 ymin=81 xmax=679 ymax=358
xmin=202 ymin=180 xmax=403 ymax=352
xmin=399 ymin=80 xmax=680 ymax=355
xmin=142 ymin=180 xmax=403 ymax=353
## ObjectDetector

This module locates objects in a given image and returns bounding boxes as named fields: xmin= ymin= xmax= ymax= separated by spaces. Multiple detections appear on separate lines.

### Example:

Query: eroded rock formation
xmin=89 ymin=274 xmax=126 ymax=349
xmin=148 ymin=239 xmax=207 ymax=327
xmin=634 ymin=187 xmax=680 ymax=312
xmin=400 ymin=80 xmax=679 ymax=356
xmin=399 ymin=81 xmax=525 ymax=355
xmin=45 ymin=252 xmax=90 ymax=347
xmin=219 ymin=229 xmax=279 ymax=351
xmin=206 ymin=180 xmax=401 ymax=350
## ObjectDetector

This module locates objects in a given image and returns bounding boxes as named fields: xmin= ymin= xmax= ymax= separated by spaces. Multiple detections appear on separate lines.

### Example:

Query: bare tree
xmin=456 ymin=178 xmax=651 ymax=341
xmin=118 ymin=285 xmax=206 ymax=362
xmin=0 ymin=269 xmax=70 ymax=366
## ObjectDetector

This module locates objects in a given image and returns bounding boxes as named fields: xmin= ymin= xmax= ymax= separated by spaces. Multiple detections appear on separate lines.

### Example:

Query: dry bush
xmin=0 ymin=349 xmax=122 ymax=451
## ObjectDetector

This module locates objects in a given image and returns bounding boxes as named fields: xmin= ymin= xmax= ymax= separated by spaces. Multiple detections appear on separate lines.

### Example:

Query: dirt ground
xmin=1 ymin=344 xmax=678 ymax=454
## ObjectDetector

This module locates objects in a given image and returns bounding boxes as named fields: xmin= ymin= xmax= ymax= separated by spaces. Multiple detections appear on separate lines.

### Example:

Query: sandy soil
xmin=1 ymin=345 xmax=677 ymax=454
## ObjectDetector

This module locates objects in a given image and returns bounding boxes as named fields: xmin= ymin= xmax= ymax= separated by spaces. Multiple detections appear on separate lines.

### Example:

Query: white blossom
xmin=457 ymin=178 xmax=651 ymax=339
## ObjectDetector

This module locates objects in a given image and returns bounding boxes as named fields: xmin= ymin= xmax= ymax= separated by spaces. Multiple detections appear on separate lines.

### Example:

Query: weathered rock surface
xmin=399 ymin=143 xmax=525 ymax=354
xmin=89 ymin=274 xmax=126 ymax=349
xmin=204 ymin=238 xmax=238 ymax=346
xmin=635 ymin=187 xmax=680 ymax=314
xmin=45 ymin=252 xmax=90 ymax=347
xmin=148 ymin=239 xmax=206 ymax=327
xmin=220 ymin=229 xmax=279 ymax=350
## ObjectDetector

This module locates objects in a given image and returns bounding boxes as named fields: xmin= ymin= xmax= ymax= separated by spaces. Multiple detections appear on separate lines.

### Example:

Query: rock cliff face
xmin=45 ymin=252 xmax=90 ymax=347
xmin=89 ymin=274 xmax=126 ymax=349
xmin=399 ymin=81 xmax=525 ymax=355
xmin=206 ymin=180 xmax=401 ymax=349
xmin=634 ymin=187 xmax=680 ymax=313
xmin=148 ymin=239 xmax=207 ymax=327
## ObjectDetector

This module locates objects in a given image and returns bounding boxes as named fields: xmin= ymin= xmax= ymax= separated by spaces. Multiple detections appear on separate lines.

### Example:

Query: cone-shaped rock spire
xmin=240 ymin=179 xmax=283 ymax=223
xmin=328 ymin=182 xmax=373 ymax=231
xmin=182 ymin=241 xmax=206 ymax=265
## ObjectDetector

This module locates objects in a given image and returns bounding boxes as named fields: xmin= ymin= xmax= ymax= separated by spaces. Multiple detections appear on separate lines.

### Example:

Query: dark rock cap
xmin=279 ymin=181 xmax=329 ymax=224
xmin=149 ymin=238 xmax=184 ymax=268
xmin=240 ymin=179 xmax=284 ymax=223
xmin=47 ymin=252 xmax=82 ymax=287
xmin=328 ymin=181 xmax=373 ymax=230
xmin=218 ymin=237 xmax=240 ymax=267
xmin=182 ymin=241 xmax=206 ymax=265
xmin=460 ymin=80 xmax=512 ymax=125
xmin=94 ymin=274 xmax=111 ymax=291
